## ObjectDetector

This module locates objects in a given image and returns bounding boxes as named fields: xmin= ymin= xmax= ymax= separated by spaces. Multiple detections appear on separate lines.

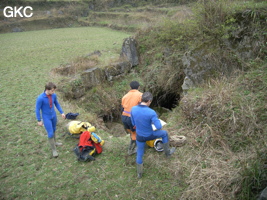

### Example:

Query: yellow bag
xmin=68 ymin=121 xmax=96 ymax=135
xmin=146 ymin=139 xmax=156 ymax=148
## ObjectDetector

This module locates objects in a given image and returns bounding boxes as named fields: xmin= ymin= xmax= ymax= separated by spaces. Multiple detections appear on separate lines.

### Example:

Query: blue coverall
xmin=35 ymin=92 xmax=64 ymax=138
xmin=131 ymin=104 xmax=169 ymax=164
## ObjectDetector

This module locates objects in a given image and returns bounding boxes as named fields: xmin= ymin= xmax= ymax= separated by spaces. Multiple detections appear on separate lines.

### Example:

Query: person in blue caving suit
xmin=131 ymin=92 xmax=176 ymax=178
xmin=35 ymin=82 xmax=65 ymax=158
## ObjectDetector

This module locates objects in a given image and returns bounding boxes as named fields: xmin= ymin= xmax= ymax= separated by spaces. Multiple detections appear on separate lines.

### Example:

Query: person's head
xmin=130 ymin=81 xmax=140 ymax=90
xmin=141 ymin=92 xmax=153 ymax=103
xmin=45 ymin=82 xmax=57 ymax=95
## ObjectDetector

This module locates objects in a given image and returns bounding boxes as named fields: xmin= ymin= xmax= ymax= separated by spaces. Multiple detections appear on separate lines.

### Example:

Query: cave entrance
xmin=150 ymin=91 xmax=180 ymax=111
xmin=101 ymin=91 xmax=180 ymax=123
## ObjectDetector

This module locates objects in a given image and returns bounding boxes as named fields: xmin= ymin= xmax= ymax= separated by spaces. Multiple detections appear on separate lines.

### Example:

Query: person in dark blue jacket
xmin=36 ymin=82 xmax=65 ymax=158
xmin=131 ymin=92 xmax=176 ymax=178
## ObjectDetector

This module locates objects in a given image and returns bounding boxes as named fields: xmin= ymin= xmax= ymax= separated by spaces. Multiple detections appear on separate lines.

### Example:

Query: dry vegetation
xmin=167 ymin=67 xmax=267 ymax=199
xmin=52 ymin=55 xmax=100 ymax=76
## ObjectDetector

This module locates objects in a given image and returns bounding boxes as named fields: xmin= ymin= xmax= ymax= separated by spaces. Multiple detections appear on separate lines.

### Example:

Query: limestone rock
xmin=259 ymin=187 xmax=267 ymax=200
xmin=81 ymin=67 xmax=106 ymax=89
xmin=120 ymin=37 xmax=139 ymax=66
xmin=105 ymin=61 xmax=131 ymax=81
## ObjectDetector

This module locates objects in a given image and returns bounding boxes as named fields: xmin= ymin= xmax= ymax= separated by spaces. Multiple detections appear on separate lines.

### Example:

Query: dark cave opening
xmin=150 ymin=91 xmax=180 ymax=110
xmin=102 ymin=91 xmax=180 ymax=123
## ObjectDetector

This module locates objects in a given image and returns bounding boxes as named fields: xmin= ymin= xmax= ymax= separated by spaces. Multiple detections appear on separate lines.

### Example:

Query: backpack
xmin=73 ymin=131 xmax=104 ymax=162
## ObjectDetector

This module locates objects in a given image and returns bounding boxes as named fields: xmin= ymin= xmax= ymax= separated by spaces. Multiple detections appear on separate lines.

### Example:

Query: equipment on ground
xmin=73 ymin=131 xmax=104 ymax=162
xmin=146 ymin=138 xmax=164 ymax=152
xmin=65 ymin=112 xmax=79 ymax=120
xmin=66 ymin=121 xmax=96 ymax=138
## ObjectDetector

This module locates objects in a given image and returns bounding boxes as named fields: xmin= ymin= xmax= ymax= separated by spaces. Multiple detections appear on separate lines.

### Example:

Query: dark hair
xmin=45 ymin=82 xmax=57 ymax=90
xmin=141 ymin=92 xmax=153 ymax=103
xmin=130 ymin=81 xmax=140 ymax=89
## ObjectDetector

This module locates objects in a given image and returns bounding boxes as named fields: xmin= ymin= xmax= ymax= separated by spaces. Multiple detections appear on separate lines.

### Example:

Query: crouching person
xmin=131 ymin=92 xmax=175 ymax=178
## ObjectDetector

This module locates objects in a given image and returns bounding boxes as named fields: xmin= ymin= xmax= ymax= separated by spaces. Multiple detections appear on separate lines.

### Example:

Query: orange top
xmin=121 ymin=89 xmax=142 ymax=117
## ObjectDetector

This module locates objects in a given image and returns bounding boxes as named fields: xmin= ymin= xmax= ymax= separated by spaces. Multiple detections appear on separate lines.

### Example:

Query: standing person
xmin=121 ymin=81 xmax=143 ymax=155
xmin=131 ymin=92 xmax=176 ymax=178
xmin=35 ymin=82 xmax=65 ymax=158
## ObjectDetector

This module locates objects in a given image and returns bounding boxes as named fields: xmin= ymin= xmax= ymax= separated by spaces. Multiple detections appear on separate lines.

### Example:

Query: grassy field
xmin=0 ymin=27 xmax=186 ymax=200
xmin=0 ymin=27 xmax=162 ymax=199
xmin=1 ymin=1 xmax=266 ymax=199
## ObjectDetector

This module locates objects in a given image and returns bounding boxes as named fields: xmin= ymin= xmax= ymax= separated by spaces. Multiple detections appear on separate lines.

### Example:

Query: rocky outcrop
xmin=12 ymin=27 xmax=23 ymax=32
xmin=105 ymin=61 xmax=132 ymax=81
xmin=81 ymin=67 xmax=106 ymax=90
xmin=182 ymin=40 xmax=239 ymax=85
xmin=60 ymin=79 xmax=85 ymax=99
xmin=60 ymin=37 xmax=138 ymax=99
xmin=120 ymin=37 xmax=139 ymax=66
xmin=182 ymin=9 xmax=266 ymax=86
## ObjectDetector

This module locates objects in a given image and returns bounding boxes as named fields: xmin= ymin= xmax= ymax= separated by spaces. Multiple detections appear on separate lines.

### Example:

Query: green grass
xmin=0 ymin=27 xmax=142 ymax=199
xmin=0 ymin=27 xmax=186 ymax=200
xmin=0 ymin=27 xmax=130 ymax=135
xmin=1 ymin=1 xmax=266 ymax=199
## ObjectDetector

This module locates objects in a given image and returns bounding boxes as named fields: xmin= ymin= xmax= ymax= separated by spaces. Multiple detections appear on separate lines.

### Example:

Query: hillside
xmin=0 ymin=0 xmax=266 ymax=199
xmin=0 ymin=0 xmax=193 ymax=33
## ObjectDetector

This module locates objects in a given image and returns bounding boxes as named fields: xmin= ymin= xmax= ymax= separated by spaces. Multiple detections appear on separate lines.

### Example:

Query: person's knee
xmin=47 ymin=131 xmax=54 ymax=138
xmin=154 ymin=130 xmax=168 ymax=142
xmin=162 ymin=131 xmax=169 ymax=143
xmin=136 ymin=160 xmax=143 ymax=165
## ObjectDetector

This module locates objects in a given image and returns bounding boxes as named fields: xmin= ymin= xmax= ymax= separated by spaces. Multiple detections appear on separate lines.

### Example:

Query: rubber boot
xmin=163 ymin=142 xmax=176 ymax=157
xmin=128 ymin=140 xmax=137 ymax=155
xmin=54 ymin=133 xmax=62 ymax=146
xmin=48 ymin=138 xmax=59 ymax=158
xmin=137 ymin=163 xmax=143 ymax=179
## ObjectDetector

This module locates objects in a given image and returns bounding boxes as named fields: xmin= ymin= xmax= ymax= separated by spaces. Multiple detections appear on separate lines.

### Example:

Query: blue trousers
xmin=136 ymin=130 xmax=169 ymax=164
xmin=43 ymin=114 xmax=57 ymax=138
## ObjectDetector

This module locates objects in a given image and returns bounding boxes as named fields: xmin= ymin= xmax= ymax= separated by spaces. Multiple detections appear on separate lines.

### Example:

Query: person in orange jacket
xmin=121 ymin=81 xmax=142 ymax=155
